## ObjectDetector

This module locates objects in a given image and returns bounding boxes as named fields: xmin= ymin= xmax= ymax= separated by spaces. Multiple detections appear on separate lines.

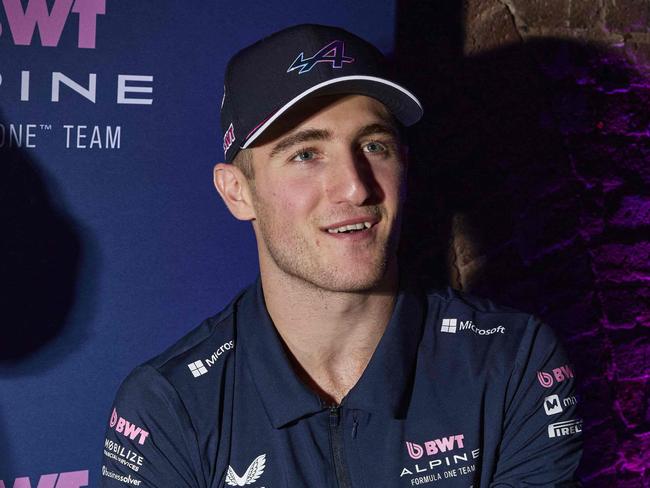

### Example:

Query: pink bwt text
xmin=0 ymin=470 xmax=89 ymax=488
xmin=1 ymin=0 xmax=106 ymax=48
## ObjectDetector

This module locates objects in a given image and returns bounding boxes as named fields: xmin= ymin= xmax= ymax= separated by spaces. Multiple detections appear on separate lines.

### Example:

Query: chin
xmin=307 ymin=262 xmax=390 ymax=293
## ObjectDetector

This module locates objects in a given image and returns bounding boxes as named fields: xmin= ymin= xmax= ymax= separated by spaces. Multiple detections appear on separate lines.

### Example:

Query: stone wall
xmin=396 ymin=1 xmax=649 ymax=485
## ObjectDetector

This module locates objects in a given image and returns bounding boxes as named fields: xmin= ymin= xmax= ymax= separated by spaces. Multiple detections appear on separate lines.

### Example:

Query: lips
xmin=322 ymin=217 xmax=379 ymax=234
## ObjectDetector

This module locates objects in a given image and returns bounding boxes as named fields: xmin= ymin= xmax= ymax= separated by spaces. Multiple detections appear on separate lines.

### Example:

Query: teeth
xmin=327 ymin=222 xmax=372 ymax=233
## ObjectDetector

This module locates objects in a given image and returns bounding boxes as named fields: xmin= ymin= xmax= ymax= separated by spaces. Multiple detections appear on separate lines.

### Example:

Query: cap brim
xmin=241 ymin=75 xmax=423 ymax=150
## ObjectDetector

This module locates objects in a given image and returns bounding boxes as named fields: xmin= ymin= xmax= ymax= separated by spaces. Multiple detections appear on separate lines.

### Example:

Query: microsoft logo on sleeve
xmin=187 ymin=360 xmax=208 ymax=378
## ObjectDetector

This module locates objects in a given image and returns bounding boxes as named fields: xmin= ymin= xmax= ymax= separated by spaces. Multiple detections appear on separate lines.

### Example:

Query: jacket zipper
xmin=329 ymin=405 xmax=353 ymax=488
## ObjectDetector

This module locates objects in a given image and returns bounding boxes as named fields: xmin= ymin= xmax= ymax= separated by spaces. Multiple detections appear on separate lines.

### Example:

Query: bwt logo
xmin=0 ymin=470 xmax=89 ymax=488
xmin=0 ymin=0 xmax=106 ymax=49
xmin=537 ymin=364 xmax=575 ymax=388
xmin=405 ymin=434 xmax=465 ymax=459
xmin=109 ymin=408 xmax=150 ymax=445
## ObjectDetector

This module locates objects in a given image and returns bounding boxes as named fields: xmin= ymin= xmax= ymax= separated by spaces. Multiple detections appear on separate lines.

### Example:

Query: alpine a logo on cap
xmin=287 ymin=40 xmax=355 ymax=74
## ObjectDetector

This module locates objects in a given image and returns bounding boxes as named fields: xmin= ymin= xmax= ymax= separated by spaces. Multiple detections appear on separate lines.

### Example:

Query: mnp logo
xmin=543 ymin=394 xmax=563 ymax=415
xmin=0 ymin=0 xmax=106 ymax=48
xmin=0 ymin=470 xmax=89 ymax=488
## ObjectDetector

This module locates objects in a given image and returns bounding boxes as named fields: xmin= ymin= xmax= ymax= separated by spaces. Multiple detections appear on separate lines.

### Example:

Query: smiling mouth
xmin=326 ymin=221 xmax=374 ymax=234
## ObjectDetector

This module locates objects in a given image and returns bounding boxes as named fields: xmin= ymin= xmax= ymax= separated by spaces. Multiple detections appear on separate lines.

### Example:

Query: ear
xmin=213 ymin=163 xmax=256 ymax=221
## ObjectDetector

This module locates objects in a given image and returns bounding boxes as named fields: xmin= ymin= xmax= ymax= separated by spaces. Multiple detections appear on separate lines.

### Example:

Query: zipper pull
xmin=351 ymin=416 xmax=358 ymax=439
xmin=329 ymin=405 xmax=340 ymax=427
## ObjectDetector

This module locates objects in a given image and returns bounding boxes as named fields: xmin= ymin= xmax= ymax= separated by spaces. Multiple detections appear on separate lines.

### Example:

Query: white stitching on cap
xmin=241 ymin=75 xmax=422 ymax=149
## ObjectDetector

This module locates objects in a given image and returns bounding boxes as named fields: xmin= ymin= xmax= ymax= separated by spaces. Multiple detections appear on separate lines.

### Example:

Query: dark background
xmin=396 ymin=1 xmax=649 ymax=485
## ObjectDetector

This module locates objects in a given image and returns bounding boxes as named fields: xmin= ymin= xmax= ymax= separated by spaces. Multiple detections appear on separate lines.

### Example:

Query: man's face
xmin=247 ymin=94 xmax=407 ymax=292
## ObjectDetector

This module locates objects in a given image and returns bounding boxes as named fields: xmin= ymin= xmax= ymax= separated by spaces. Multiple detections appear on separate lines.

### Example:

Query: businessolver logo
xmin=440 ymin=318 xmax=505 ymax=336
xmin=225 ymin=454 xmax=267 ymax=486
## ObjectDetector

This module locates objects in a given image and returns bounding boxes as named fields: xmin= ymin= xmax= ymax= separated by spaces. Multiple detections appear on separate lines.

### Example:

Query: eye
xmin=363 ymin=141 xmax=387 ymax=154
xmin=290 ymin=148 xmax=316 ymax=163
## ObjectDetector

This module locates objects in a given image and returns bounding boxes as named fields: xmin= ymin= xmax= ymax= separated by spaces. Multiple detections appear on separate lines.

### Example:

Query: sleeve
xmin=490 ymin=317 xmax=583 ymax=487
xmin=99 ymin=364 xmax=202 ymax=488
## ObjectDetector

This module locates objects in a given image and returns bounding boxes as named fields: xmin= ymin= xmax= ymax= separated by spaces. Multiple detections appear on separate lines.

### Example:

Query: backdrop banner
xmin=0 ymin=1 xmax=396 ymax=485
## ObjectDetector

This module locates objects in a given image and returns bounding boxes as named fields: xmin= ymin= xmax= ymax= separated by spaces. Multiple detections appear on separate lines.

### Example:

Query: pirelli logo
xmin=547 ymin=419 xmax=583 ymax=438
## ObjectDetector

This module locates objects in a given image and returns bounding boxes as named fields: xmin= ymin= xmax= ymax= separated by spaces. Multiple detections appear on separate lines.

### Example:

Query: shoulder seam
xmin=149 ymin=308 xmax=235 ymax=372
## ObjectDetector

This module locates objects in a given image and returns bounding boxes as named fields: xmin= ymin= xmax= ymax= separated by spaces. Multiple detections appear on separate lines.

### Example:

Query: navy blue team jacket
xmin=100 ymin=278 xmax=582 ymax=487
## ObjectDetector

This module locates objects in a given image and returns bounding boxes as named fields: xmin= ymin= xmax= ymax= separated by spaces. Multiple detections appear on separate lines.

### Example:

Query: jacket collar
xmin=237 ymin=277 xmax=426 ymax=428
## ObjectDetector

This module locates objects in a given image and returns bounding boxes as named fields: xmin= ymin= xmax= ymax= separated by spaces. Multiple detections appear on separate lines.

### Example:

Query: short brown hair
xmin=232 ymin=149 xmax=254 ymax=180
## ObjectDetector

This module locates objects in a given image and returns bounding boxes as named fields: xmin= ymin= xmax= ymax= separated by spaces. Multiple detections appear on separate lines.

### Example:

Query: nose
xmin=325 ymin=149 xmax=382 ymax=206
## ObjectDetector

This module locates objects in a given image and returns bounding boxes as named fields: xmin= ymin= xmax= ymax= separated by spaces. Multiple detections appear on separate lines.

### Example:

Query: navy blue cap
xmin=220 ymin=23 xmax=423 ymax=162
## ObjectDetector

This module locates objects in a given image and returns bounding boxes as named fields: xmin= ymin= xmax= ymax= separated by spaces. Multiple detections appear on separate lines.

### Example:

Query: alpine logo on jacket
xmin=225 ymin=454 xmax=266 ymax=486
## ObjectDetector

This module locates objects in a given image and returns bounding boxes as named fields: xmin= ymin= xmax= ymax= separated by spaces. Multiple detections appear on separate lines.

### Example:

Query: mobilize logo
xmin=187 ymin=340 xmax=234 ymax=378
xmin=225 ymin=454 xmax=267 ymax=486
xmin=104 ymin=437 xmax=144 ymax=473
xmin=109 ymin=408 xmax=150 ymax=445
xmin=0 ymin=0 xmax=106 ymax=48
xmin=1 ymin=470 xmax=89 ymax=488
xmin=405 ymin=433 xmax=465 ymax=459
xmin=537 ymin=364 xmax=575 ymax=388
xmin=440 ymin=318 xmax=505 ymax=336
xmin=543 ymin=394 xmax=578 ymax=416
xmin=548 ymin=419 xmax=583 ymax=438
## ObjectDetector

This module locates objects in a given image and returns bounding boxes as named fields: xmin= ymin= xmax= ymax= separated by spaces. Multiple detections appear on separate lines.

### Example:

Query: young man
xmin=100 ymin=24 xmax=582 ymax=487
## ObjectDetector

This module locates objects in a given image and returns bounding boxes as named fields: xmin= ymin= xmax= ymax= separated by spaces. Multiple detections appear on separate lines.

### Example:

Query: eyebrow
xmin=354 ymin=122 xmax=399 ymax=141
xmin=268 ymin=120 xmax=401 ymax=159
xmin=269 ymin=129 xmax=332 ymax=158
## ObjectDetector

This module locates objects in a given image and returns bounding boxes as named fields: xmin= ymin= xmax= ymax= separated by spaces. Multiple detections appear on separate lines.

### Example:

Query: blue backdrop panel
xmin=0 ymin=1 xmax=396 ymax=485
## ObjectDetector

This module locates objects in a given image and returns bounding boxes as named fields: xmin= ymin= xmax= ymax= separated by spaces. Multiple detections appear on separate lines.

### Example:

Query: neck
xmin=260 ymin=261 xmax=399 ymax=405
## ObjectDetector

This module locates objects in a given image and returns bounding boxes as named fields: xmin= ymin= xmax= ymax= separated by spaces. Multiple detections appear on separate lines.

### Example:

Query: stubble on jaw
xmin=250 ymin=194 xmax=399 ymax=294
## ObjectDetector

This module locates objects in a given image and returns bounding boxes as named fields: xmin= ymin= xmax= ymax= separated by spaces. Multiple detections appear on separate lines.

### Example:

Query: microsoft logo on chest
xmin=440 ymin=318 xmax=506 ymax=335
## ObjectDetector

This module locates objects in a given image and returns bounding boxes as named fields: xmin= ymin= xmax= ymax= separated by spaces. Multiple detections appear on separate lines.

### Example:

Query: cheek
xmin=376 ymin=165 xmax=405 ymax=204
xmin=257 ymin=175 xmax=320 ymax=222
